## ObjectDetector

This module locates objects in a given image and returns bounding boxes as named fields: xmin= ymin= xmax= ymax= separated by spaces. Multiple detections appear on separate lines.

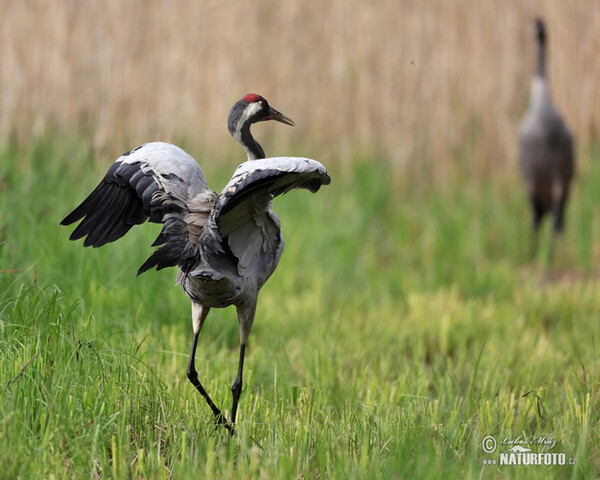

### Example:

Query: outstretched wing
xmin=61 ymin=142 xmax=216 ymax=274
xmin=201 ymin=157 xmax=330 ymax=276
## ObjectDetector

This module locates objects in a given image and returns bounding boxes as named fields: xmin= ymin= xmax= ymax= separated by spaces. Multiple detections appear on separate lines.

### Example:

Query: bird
xmin=518 ymin=18 xmax=575 ymax=241
xmin=61 ymin=94 xmax=331 ymax=433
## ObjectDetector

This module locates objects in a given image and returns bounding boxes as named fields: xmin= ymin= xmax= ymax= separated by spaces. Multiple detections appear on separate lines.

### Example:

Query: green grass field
xmin=1 ymin=135 xmax=599 ymax=479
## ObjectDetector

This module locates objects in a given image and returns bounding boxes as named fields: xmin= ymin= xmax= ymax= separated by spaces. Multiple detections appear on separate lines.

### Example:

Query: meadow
xmin=1 ymin=135 xmax=599 ymax=479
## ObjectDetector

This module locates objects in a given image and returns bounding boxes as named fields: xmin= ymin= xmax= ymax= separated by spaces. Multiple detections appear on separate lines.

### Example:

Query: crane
xmin=61 ymin=94 xmax=331 ymax=433
xmin=518 ymin=18 xmax=575 ymax=242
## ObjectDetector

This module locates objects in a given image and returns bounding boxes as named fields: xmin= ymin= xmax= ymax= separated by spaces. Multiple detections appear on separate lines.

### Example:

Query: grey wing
xmin=201 ymin=157 xmax=331 ymax=275
xmin=61 ymin=142 xmax=216 ymax=274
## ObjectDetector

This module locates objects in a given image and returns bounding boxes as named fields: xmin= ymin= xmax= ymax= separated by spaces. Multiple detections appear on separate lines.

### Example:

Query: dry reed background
xmin=0 ymin=0 xmax=598 ymax=179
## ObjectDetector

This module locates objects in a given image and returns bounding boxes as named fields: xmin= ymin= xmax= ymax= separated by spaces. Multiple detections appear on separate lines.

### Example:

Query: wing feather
xmin=61 ymin=142 xmax=216 ymax=274
xmin=202 ymin=157 xmax=330 ymax=275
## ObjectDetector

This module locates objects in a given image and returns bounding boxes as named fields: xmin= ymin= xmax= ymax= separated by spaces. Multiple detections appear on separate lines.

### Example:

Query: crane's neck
xmin=530 ymin=31 xmax=553 ymax=112
xmin=230 ymin=123 xmax=266 ymax=161
xmin=536 ymin=34 xmax=546 ymax=78
xmin=240 ymin=124 xmax=266 ymax=160
xmin=530 ymin=77 xmax=553 ymax=111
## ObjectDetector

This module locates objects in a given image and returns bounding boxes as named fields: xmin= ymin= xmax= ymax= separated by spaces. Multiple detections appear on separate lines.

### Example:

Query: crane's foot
xmin=214 ymin=412 xmax=235 ymax=435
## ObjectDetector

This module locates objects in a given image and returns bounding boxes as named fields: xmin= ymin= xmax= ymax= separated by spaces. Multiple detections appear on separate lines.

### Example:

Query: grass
xmin=1 ymin=134 xmax=599 ymax=478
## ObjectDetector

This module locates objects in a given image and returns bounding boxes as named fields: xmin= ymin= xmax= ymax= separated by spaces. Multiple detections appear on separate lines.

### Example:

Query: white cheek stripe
xmin=236 ymin=102 xmax=262 ymax=132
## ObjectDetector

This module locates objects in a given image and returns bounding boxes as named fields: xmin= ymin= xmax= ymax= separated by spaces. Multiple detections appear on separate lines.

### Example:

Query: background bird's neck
xmin=536 ymin=38 xmax=546 ymax=78
xmin=530 ymin=77 xmax=553 ymax=112
xmin=238 ymin=124 xmax=266 ymax=160
xmin=530 ymin=34 xmax=553 ymax=113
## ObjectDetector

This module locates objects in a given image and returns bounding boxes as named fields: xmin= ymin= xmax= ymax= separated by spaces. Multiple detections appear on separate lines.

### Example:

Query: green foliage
xmin=1 ymin=136 xmax=599 ymax=478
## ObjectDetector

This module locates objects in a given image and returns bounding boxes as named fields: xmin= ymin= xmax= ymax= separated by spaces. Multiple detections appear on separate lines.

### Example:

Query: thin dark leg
xmin=532 ymin=200 xmax=545 ymax=233
xmin=187 ymin=332 xmax=234 ymax=434
xmin=529 ymin=199 xmax=545 ymax=258
xmin=547 ymin=196 xmax=567 ymax=268
xmin=230 ymin=343 xmax=246 ymax=425
xmin=552 ymin=196 xmax=567 ymax=235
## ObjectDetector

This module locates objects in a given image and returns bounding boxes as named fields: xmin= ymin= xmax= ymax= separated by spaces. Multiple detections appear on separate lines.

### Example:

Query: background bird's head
xmin=227 ymin=94 xmax=295 ymax=137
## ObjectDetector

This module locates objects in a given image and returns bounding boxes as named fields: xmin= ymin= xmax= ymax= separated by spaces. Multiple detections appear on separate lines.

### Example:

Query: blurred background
xmin=0 ymin=0 xmax=598 ymax=182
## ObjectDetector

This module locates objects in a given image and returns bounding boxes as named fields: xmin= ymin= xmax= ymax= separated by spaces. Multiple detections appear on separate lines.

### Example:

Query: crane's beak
xmin=265 ymin=107 xmax=295 ymax=127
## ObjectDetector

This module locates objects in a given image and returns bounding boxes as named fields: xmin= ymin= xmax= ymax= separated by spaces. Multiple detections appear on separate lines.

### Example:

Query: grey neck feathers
xmin=237 ymin=124 xmax=265 ymax=160
xmin=530 ymin=29 xmax=553 ymax=112
xmin=536 ymin=36 xmax=546 ymax=78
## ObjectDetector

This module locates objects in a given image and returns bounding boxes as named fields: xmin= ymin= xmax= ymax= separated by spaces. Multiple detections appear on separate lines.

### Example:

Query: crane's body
xmin=518 ymin=19 xmax=574 ymax=235
xmin=62 ymin=95 xmax=330 ymax=432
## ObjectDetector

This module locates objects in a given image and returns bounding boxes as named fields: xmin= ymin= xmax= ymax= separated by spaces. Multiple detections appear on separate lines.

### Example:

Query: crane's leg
xmin=552 ymin=195 xmax=567 ymax=235
xmin=532 ymin=199 xmax=545 ymax=233
xmin=550 ymin=180 xmax=570 ymax=236
xmin=231 ymin=343 xmax=246 ymax=424
xmin=186 ymin=303 xmax=234 ymax=434
xmin=230 ymin=304 xmax=256 ymax=427
xmin=529 ymin=199 xmax=544 ymax=258
xmin=547 ymin=194 xmax=567 ymax=268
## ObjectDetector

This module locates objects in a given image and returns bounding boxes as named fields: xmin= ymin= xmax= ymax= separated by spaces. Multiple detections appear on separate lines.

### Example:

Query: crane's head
xmin=228 ymin=94 xmax=295 ymax=137
xmin=534 ymin=17 xmax=546 ymax=45
xmin=227 ymin=94 xmax=295 ymax=160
